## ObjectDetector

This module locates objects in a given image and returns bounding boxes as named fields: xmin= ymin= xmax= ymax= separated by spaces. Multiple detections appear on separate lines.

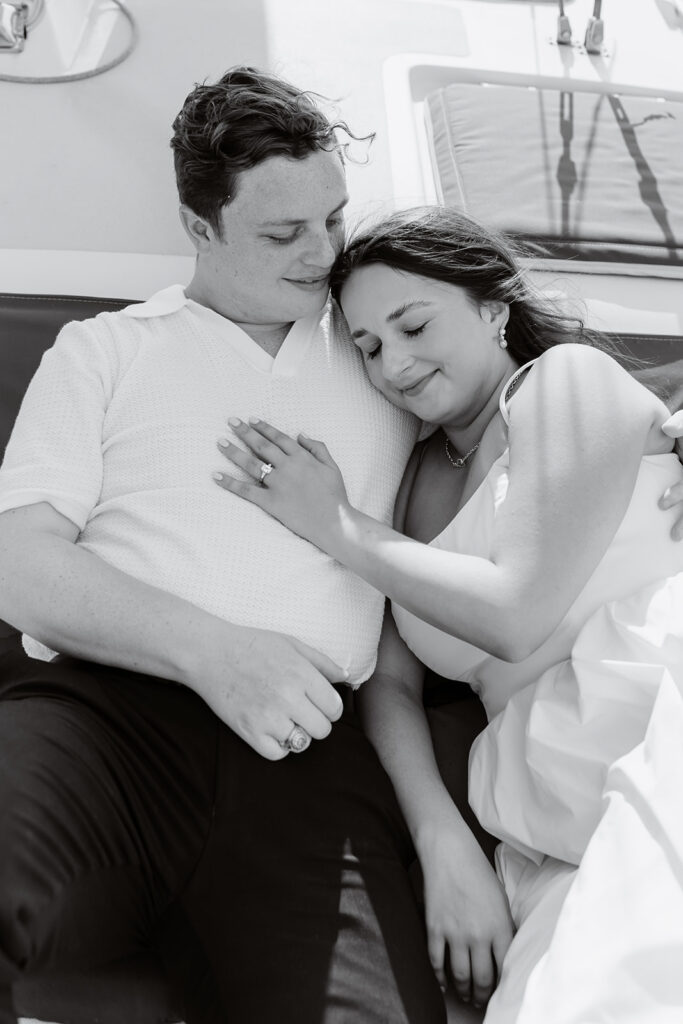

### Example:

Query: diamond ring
xmin=258 ymin=462 xmax=273 ymax=485
xmin=280 ymin=724 xmax=311 ymax=754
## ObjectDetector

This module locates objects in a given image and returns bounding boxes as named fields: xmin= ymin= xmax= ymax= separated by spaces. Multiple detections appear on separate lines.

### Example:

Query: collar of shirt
xmin=122 ymin=285 xmax=188 ymax=319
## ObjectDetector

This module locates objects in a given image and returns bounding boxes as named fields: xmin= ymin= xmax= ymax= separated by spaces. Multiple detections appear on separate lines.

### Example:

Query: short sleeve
xmin=0 ymin=318 xmax=116 ymax=530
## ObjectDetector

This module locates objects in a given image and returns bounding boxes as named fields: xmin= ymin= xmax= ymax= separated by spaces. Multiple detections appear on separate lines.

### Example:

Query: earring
xmin=498 ymin=325 xmax=508 ymax=349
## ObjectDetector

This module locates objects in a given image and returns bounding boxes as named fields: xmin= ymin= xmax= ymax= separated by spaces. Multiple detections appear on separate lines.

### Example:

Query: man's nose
xmin=301 ymin=228 xmax=338 ymax=268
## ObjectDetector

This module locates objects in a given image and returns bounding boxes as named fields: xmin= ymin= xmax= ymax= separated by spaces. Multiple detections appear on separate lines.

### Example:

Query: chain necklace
xmin=444 ymin=437 xmax=480 ymax=469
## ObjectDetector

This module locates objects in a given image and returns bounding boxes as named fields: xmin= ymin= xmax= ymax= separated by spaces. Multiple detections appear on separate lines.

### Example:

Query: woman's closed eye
xmin=363 ymin=324 xmax=426 ymax=360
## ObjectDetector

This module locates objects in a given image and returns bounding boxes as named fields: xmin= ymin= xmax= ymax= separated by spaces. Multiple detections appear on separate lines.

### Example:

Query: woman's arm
xmin=216 ymin=345 xmax=671 ymax=660
xmin=358 ymin=609 xmax=513 ymax=1005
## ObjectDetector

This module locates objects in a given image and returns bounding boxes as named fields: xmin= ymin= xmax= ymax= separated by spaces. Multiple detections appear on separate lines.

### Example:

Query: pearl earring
xmin=498 ymin=325 xmax=508 ymax=349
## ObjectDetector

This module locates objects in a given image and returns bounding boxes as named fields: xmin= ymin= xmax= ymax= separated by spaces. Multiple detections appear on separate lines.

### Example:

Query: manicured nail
xmin=228 ymin=417 xmax=241 ymax=427
xmin=218 ymin=437 xmax=230 ymax=446
xmin=212 ymin=472 xmax=223 ymax=481
xmin=248 ymin=416 xmax=260 ymax=425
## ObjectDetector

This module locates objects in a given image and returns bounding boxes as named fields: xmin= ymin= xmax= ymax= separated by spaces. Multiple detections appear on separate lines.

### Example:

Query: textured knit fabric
xmin=0 ymin=286 xmax=419 ymax=682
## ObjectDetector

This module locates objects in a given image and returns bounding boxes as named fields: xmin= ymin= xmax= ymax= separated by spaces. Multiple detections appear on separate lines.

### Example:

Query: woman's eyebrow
xmin=386 ymin=300 xmax=433 ymax=323
xmin=350 ymin=299 xmax=434 ymax=340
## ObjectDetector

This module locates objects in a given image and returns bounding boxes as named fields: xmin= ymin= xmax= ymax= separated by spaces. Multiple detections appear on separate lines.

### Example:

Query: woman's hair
xmin=171 ymin=66 xmax=369 ymax=236
xmin=330 ymin=207 xmax=608 ymax=363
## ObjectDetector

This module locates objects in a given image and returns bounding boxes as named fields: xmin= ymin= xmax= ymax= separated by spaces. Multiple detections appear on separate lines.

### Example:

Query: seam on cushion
xmin=440 ymin=88 xmax=468 ymax=212
xmin=0 ymin=295 xmax=131 ymax=306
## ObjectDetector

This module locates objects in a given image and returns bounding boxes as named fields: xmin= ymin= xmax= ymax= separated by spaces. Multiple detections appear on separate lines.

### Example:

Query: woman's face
xmin=340 ymin=263 xmax=511 ymax=429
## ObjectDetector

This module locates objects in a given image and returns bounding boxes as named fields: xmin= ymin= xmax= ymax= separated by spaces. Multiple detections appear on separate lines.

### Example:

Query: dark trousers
xmin=0 ymin=645 xmax=445 ymax=1024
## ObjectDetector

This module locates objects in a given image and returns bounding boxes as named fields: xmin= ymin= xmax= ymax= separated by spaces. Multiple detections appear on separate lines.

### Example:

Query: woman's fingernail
xmin=228 ymin=417 xmax=241 ymax=427
xmin=218 ymin=437 xmax=230 ymax=447
xmin=212 ymin=472 xmax=223 ymax=481
xmin=248 ymin=416 xmax=260 ymax=425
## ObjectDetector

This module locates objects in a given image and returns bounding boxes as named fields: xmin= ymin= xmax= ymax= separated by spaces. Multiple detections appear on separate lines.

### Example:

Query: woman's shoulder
xmin=511 ymin=343 xmax=672 ymax=446
xmin=533 ymin=341 xmax=622 ymax=375
xmin=517 ymin=343 xmax=652 ymax=406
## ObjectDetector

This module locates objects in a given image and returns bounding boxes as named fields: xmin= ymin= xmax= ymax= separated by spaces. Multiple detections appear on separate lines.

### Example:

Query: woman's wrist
xmin=326 ymin=503 xmax=382 ymax=568
xmin=318 ymin=500 xmax=364 ymax=562
xmin=413 ymin=808 xmax=477 ymax=861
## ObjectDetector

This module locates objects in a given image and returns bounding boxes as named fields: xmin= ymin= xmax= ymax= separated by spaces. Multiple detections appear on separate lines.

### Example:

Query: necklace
xmin=444 ymin=436 xmax=480 ymax=469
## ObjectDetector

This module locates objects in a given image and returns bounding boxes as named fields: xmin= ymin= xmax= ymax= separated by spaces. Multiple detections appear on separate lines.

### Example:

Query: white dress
xmin=393 ymin=365 xmax=683 ymax=1023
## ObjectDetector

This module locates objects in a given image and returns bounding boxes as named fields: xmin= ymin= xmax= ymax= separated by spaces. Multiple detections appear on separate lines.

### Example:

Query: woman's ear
xmin=480 ymin=300 xmax=509 ymax=330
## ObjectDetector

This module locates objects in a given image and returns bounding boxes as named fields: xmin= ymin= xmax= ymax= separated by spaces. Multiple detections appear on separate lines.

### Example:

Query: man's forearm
xmin=0 ymin=518 xmax=227 ymax=685
xmin=0 ymin=505 xmax=347 ymax=759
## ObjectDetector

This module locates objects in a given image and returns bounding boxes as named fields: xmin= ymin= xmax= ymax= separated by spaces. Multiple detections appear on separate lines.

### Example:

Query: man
xmin=0 ymin=68 xmax=445 ymax=1023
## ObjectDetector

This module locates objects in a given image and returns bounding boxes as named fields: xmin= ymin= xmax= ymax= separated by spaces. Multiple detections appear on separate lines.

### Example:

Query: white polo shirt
xmin=0 ymin=287 xmax=419 ymax=682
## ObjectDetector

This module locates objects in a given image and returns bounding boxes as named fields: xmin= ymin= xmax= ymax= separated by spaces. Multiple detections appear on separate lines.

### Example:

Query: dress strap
xmin=499 ymin=358 xmax=537 ymax=426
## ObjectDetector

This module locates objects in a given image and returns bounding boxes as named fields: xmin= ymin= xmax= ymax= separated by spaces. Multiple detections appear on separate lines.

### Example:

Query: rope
xmin=0 ymin=0 xmax=137 ymax=83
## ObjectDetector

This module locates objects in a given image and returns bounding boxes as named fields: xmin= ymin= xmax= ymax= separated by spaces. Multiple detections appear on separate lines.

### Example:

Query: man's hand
xmin=660 ymin=411 xmax=683 ymax=540
xmin=189 ymin=625 xmax=347 ymax=760
xmin=0 ymin=504 xmax=346 ymax=760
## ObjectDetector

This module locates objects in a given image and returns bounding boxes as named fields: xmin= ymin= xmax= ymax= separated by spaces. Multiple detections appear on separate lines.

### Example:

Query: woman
xmin=213 ymin=208 xmax=683 ymax=1021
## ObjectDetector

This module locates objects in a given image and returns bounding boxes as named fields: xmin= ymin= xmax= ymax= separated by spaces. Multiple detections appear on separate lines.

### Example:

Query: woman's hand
xmin=213 ymin=418 xmax=352 ymax=551
xmin=418 ymin=824 xmax=515 ymax=1008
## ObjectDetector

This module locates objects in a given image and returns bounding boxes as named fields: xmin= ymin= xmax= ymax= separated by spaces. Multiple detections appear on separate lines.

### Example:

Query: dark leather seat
xmin=0 ymin=293 xmax=183 ymax=1024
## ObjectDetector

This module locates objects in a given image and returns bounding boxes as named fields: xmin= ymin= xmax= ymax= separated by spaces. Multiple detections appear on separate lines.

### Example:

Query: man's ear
xmin=179 ymin=205 xmax=214 ymax=253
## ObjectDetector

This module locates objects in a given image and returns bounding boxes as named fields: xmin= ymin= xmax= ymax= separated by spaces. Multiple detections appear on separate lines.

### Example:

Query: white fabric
xmin=392 ymin=368 xmax=683 ymax=1021
xmin=0 ymin=288 xmax=419 ymax=681
xmin=393 ymin=448 xmax=683 ymax=721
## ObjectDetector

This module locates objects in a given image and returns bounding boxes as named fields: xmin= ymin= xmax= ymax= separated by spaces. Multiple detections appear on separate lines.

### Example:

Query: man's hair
xmin=171 ymin=66 xmax=359 ymax=236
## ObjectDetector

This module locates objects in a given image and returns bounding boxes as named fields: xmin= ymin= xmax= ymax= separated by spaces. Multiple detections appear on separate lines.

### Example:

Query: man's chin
xmin=285 ymin=287 xmax=330 ymax=320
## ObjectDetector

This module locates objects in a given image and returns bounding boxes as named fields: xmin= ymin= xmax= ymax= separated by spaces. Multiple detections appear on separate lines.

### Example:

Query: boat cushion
xmin=425 ymin=82 xmax=683 ymax=268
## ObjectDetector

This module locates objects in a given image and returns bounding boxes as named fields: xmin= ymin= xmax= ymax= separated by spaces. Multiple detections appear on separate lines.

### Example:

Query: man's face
xmin=204 ymin=148 xmax=348 ymax=326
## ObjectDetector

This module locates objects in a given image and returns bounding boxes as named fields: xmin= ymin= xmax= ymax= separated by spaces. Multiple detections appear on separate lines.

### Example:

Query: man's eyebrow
xmin=259 ymin=196 xmax=349 ymax=228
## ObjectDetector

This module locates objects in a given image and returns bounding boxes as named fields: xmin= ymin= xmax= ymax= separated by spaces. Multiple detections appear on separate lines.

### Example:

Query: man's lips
xmin=284 ymin=275 xmax=329 ymax=290
xmin=401 ymin=370 xmax=437 ymax=397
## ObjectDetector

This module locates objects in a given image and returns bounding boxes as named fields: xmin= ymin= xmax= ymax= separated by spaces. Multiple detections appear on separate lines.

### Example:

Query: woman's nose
xmin=381 ymin=346 xmax=415 ymax=384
